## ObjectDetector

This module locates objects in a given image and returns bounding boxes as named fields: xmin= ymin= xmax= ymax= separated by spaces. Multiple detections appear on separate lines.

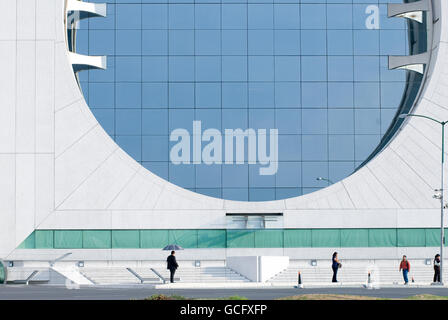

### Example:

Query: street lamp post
xmin=400 ymin=113 xmax=446 ymax=284
xmin=316 ymin=177 xmax=334 ymax=185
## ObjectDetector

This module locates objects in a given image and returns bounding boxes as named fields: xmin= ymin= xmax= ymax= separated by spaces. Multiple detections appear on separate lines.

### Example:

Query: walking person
xmin=399 ymin=255 xmax=410 ymax=285
xmin=332 ymin=252 xmax=341 ymax=283
xmin=434 ymin=254 xmax=441 ymax=283
xmin=167 ymin=250 xmax=179 ymax=283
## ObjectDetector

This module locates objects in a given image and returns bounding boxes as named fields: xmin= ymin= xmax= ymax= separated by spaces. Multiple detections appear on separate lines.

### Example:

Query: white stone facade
xmin=0 ymin=0 xmax=447 ymax=261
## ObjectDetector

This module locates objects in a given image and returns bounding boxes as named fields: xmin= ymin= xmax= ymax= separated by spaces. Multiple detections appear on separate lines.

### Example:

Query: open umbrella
xmin=162 ymin=244 xmax=184 ymax=251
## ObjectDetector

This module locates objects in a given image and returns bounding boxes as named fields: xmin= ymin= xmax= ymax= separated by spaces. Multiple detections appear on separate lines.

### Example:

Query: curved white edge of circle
xmin=1 ymin=0 xmax=448 ymax=258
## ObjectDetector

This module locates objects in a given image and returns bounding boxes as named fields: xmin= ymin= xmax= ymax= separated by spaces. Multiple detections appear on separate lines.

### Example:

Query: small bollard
xmin=365 ymin=271 xmax=373 ymax=289
xmin=297 ymin=271 xmax=303 ymax=288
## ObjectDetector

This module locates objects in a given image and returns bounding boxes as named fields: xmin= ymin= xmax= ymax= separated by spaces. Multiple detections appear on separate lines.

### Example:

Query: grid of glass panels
xmin=18 ymin=228 xmax=447 ymax=249
xmin=76 ymin=0 xmax=410 ymax=201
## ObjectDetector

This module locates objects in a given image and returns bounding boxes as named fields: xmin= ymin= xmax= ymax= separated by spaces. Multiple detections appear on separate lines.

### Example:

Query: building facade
xmin=0 ymin=0 xmax=447 ymax=265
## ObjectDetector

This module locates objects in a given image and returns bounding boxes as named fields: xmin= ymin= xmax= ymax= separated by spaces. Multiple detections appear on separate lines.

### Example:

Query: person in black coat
xmin=167 ymin=251 xmax=179 ymax=283
xmin=434 ymin=254 xmax=441 ymax=283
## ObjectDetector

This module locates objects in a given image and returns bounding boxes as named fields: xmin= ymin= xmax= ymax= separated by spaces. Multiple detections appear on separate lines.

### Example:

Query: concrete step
xmin=269 ymin=266 xmax=447 ymax=284
xmin=80 ymin=267 xmax=251 ymax=284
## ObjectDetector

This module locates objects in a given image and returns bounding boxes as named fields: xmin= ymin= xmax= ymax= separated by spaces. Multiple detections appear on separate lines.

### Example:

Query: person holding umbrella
xmin=167 ymin=250 xmax=179 ymax=283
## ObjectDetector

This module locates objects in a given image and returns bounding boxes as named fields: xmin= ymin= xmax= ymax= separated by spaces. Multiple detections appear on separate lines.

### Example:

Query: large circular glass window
xmin=74 ymin=0 xmax=423 ymax=201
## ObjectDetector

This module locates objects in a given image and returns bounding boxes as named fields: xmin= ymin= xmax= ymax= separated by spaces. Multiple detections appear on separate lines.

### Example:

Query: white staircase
xmin=146 ymin=266 xmax=251 ymax=283
xmin=79 ymin=267 xmax=142 ymax=285
xmin=79 ymin=266 xmax=250 ymax=284
xmin=268 ymin=261 xmax=447 ymax=285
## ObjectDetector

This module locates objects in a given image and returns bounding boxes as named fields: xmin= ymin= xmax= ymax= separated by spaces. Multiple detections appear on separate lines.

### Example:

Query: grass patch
xmin=278 ymin=294 xmax=448 ymax=300
xmin=196 ymin=295 xmax=248 ymax=300
xmin=405 ymin=294 xmax=448 ymax=300
xmin=144 ymin=294 xmax=248 ymax=300
xmin=145 ymin=294 xmax=187 ymax=300
xmin=277 ymin=294 xmax=384 ymax=300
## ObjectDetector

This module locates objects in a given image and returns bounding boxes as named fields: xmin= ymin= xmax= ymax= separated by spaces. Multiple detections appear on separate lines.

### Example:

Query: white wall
xmin=226 ymin=256 xmax=289 ymax=282
xmin=259 ymin=256 xmax=289 ymax=282
xmin=226 ymin=256 xmax=259 ymax=282
xmin=1 ymin=0 xmax=448 ymax=262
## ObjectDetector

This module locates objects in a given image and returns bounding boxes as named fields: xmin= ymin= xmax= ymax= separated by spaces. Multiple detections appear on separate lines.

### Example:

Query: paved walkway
xmin=1 ymin=284 xmax=448 ymax=300
xmin=154 ymin=281 xmax=446 ymax=289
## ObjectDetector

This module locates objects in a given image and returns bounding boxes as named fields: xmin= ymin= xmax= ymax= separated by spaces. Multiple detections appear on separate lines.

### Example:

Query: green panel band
xmin=17 ymin=228 xmax=448 ymax=249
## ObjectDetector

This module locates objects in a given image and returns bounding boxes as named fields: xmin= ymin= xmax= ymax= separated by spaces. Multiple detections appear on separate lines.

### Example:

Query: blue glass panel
xmin=116 ymin=57 xmax=141 ymax=82
xmin=327 ymin=4 xmax=352 ymax=29
xmin=196 ymin=83 xmax=221 ymax=109
xmin=302 ymin=162 xmax=328 ymax=188
xmin=328 ymin=56 xmax=354 ymax=82
xmin=249 ymin=56 xmax=275 ymax=81
xmin=274 ymin=30 xmax=300 ymax=55
xmin=142 ymin=136 xmax=169 ymax=161
xmin=116 ymin=30 xmax=141 ymax=55
xmin=355 ymin=109 xmax=381 ymax=134
xmin=327 ymin=30 xmax=353 ymax=55
xmin=142 ymin=109 xmax=168 ymax=135
xmin=142 ymin=30 xmax=168 ymax=56
xmin=329 ymin=162 xmax=354 ymax=183
xmin=169 ymin=57 xmax=195 ymax=81
xmin=195 ymin=4 xmax=221 ymax=29
xmin=142 ymin=83 xmax=168 ymax=109
xmin=89 ymin=83 xmax=114 ymax=108
xmin=116 ymin=109 xmax=141 ymax=135
xmin=222 ymin=30 xmax=247 ymax=55
xmin=328 ymin=83 xmax=353 ymax=108
xmin=301 ymin=4 xmax=326 ymax=29
xmin=302 ymin=109 xmax=327 ymax=134
xmin=222 ymin=4 xmax=247 ymax=29
xmin=223 ymin=188 xmax=248 ymax=201
xmin=169 ymin=4 xmax=194 ymax=29
xmin=169 ymin=83 xmax=195 ymax=108
xmin=329 ymin=135 xmax=355 ymax=161
xmin=275 ymin=57 xmax=300 ymax=81
xmin=275 ymin=83 xmax=300 ymax=108
xmin=301 ymin=56 xmax=326 ymax=81
xmin=248 ymin=4 xmax=273 ymax=29
xmin=142 ymin=4 xmax=167 ymax=29
xmin=249 ymin=83 xmax=275 ymax=108
xmin=301 ymin=30 xmax=326 ymax=55
xmin=89 ymin=30 xmax=115 ymax=55
xmin=354 ymin=82 xmax=380 ymax=108
xmin=83 ymin=0 xmax=412 ymax=201
xmin=116 ymin=136 xmax=142 ymax=162
xmin=274 ymin=4 xmax=300 ymax=29
xmin=196 ymin=56 xmax=221 ymax=81
xmin=196 ymin=164 xmax=222 ymax=188
xmin=196 ymin=30 xmax=221 ymax=55
xmin=355 ymin=135 xmax=381 ymax=161
xmin=116 ymin=4 xmax=141 ymax=29
xmin=169 ymin=30 xmax=194 ymax=55
xmin=222 ymin=83 xmax=248 ymax=108
xmin=276 ymin=162 xmax=301 ymax=188
xmin=222 ymin=56 xmax=247 ymax=81
xmin=328 ymin=109 xmax=354 ymax=134
xmin=302 ymin=135 xmax=328 ymax=161
xmin=278 ymin=135 xmax=301 ymax=161
xmin=116 ymin=83 xmax=141 ymax=108
xmin=302 ymin=82 xmax=327 ymax=108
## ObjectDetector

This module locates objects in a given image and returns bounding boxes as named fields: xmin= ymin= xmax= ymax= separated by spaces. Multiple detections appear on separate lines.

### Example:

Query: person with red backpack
xmin=399 ymin=255 xmax=410 ymax=285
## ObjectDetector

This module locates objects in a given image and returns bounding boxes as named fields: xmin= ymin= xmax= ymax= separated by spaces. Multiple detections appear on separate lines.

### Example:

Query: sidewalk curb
xmin=154 ymin=282 xmax=448 ymax=290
